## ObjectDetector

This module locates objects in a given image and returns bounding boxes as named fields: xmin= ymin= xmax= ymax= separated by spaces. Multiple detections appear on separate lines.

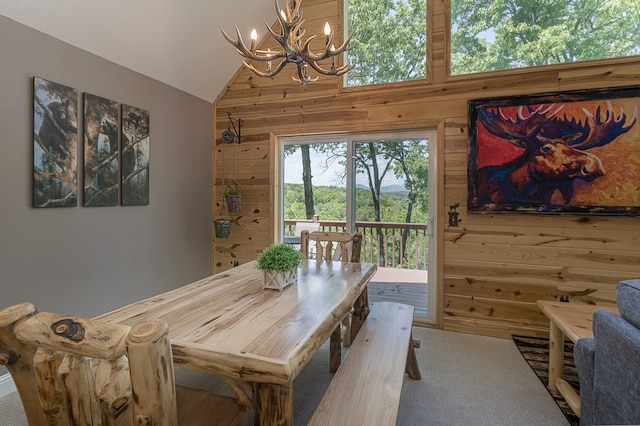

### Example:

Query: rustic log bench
xmin=308 ymin=301 xmax=421 ymax=425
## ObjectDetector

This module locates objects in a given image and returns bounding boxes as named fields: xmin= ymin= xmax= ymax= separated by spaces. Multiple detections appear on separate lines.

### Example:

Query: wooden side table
xmin=536 ymin=300 xmax=619 ymax=417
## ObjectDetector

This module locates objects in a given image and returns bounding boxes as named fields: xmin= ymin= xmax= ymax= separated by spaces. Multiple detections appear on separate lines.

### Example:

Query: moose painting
xmin=468 ymin=87 xmax=640 ymax=215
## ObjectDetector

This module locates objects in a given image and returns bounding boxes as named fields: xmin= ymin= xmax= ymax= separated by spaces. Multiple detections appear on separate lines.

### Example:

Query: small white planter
xmin=262 ymin=268 xmax=297 ymax=291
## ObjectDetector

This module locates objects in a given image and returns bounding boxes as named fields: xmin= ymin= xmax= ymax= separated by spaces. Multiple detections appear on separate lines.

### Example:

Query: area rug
xmin=513 ymin=335 xmax=580 ymax=426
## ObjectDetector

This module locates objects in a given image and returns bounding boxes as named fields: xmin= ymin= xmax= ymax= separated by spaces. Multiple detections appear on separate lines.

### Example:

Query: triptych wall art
xmin=33 ymin=77 xmax=150 ymax=208
xmin=33 ymin=78 xmax=78 ymax=207
xmin=121 ymin=104 xmax=150 ymax=206
xmin=83 ymin=93 xmax=119 ymax=207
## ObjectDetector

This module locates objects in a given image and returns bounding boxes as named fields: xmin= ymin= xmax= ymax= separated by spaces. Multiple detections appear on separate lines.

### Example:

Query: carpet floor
xmin=0 ymin=327 xmax=570 ymax=425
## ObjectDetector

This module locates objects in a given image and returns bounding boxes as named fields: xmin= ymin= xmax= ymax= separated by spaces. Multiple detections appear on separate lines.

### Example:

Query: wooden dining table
xmin=97 ymin=260 xmax=377 ymax=426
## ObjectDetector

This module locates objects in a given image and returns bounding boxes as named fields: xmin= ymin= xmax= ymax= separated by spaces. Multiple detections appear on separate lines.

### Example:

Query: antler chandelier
xmin=221 ymin=0 xmax=355 ymax=84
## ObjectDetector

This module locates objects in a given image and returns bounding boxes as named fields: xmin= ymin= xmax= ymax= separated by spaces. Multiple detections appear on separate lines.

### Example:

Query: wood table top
xmin=97 ymin=260 xmax=376 ymax=386
xmin=536 ymin=300 xmax=619 ymax=342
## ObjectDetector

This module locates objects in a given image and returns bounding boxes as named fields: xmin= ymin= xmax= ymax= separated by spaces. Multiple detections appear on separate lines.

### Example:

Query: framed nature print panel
xmin=468 ymin=86 xmax=640 ymax=215
xmin=83 ymin=93 xmax=120 ymax=206
xmin=33 ymin=77 xmax=78 ymax=207
xmin=121 ymin=105 xmax=150 ymax=206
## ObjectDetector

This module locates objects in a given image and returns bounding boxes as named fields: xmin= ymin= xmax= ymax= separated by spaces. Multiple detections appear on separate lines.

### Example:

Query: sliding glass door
xmin=281 ymin=131 xmax=436 ymax=323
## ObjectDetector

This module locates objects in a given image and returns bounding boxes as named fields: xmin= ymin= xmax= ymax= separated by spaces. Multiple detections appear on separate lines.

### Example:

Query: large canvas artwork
xmin=468 ymin=86 xmax=640 ymax=215
xmin=33 ymin=78 xmax=78 ymax=208
xmin=121 ymin=105 xmax=150 ymax=206
xmin=83 ymin=93 xmax=120 ymax=206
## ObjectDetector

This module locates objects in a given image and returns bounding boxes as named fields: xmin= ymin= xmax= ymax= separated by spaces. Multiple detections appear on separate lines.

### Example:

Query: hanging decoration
xmin=221 ymin=113 xmax=243 ymax=213
xmin=222 ymin=112 xmax=242 ymax=144
xmin=213 ymin=114 xmax=242 ymax=238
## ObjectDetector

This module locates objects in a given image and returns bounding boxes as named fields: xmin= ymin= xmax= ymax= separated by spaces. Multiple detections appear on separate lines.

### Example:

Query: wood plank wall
xmin=213 ymin=0 xmax=640 ymax=338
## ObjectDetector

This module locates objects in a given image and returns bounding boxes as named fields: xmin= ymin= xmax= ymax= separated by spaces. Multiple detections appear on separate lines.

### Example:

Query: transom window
xmin=450 ymin=0 xmax=640 ymax=76
xmin=345 ymin=0 xmax=427 ymax=87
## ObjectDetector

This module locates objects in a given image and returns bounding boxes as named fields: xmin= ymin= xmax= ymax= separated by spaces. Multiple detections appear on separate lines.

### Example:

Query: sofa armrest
xmin=574 ymin=337 xmax=595 ymax=425
xmin=590 ymin=310 xmax=640 ymax=425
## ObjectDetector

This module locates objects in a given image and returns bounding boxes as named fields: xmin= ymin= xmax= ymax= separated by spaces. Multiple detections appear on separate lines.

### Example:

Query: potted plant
xmin=256 ymin=243 xmax=303 ymax=291
xmin=224 ymin=184 xmax=243 ymax=213
xmin=213 ymin=219 xmax=231 ymax=238
xmin=212 ymin=207 xmax=231 ymax=239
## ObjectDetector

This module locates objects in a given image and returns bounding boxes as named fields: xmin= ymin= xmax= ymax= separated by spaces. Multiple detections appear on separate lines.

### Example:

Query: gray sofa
xmin=574 ymin=279 xmax=640 ymax=425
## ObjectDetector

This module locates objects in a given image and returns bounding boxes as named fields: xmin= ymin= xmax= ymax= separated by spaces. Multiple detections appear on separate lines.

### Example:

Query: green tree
xmin=315 ymin=139 xmax=428 ymax=266
xmin=353 ymin=142 xmax=393 ymax=265
xmin=451 ymin=0 xmax=640 ymax=74
xmin=346 ymin=0 xmax=427 ymax=86
xmin=387 ymin=141 xmax=429 ymax=260
xmin=284 ymin=144 xmax=316 ymax=220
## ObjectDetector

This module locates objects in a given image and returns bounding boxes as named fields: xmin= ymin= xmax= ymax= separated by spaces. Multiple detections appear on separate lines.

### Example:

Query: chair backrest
xmin=0 ymin=302 xmax=177 ymax=426
xmin=300 ymin=231 xmax=362 ymax=262
xmin=293 ymin=221 xmax=321 ymax=236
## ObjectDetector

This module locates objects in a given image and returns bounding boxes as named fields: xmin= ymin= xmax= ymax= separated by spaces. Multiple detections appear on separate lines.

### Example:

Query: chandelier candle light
xmin=221 ymin=0 xmax=355 ymax=84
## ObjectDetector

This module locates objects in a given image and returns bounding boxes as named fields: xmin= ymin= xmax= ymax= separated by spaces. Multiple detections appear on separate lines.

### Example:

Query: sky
xmin=283 ymin=147 xmax=405 ymax=188
xmin=284 ymin=149 xmax=346 ymax=186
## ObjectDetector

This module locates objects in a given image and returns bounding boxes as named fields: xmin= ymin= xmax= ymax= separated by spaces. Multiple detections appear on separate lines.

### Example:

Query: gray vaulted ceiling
xmin=0 ymin=0 xmax=275 ymax=102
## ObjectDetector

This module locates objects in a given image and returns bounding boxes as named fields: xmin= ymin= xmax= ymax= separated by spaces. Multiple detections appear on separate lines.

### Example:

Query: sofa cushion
xmin=617 ymin=279 xmax=640 ymax=329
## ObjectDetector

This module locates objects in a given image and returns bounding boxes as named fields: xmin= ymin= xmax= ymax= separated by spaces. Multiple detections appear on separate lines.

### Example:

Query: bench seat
xmin=308 ymin=301 xmax=419 ymax=426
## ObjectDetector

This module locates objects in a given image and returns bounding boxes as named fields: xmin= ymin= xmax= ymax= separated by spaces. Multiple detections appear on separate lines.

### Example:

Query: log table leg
xmin=329 ymin=326 xmax=341 ymax=373
xmin=350 ymin=287 xmax=370 ymax=343
xmin=253 ymin=382 xmax=293 ymax=426
xmin=406 ymin=334 xmax=422 ymax=380
xmin=548 ymin=321 xmax=564 ymax=392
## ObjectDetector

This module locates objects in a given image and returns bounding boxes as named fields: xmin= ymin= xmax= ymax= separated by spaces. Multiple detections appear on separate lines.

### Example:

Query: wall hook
xmin=448 ymin=203 xmax=461 ymax=227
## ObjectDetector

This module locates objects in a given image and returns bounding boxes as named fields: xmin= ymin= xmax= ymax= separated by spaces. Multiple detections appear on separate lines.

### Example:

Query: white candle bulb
xmin=250 ymin=29 xmax=257 ymax=53
xmin=324 ymin=22 xmax=331 ymax=45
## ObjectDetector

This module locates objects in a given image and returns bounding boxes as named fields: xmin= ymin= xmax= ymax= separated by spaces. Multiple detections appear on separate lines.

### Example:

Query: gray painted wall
xmin=0 ymin=16 xmax=213 ymax=336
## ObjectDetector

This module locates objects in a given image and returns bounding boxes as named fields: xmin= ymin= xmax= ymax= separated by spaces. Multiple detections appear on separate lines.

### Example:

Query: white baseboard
xmin=0 ymin=373 xmax=16 ymax=398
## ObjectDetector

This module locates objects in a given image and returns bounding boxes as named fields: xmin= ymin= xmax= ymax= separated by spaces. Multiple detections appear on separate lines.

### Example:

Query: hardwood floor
xmin=369 ymin=267 xmax=428 ymax=314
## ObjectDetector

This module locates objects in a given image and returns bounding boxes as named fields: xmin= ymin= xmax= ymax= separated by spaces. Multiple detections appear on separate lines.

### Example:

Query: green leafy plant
xmin=256 ymin=243 xmax=303 ymax=273
xmin=224 ymin=187 xmax=242 ymax=196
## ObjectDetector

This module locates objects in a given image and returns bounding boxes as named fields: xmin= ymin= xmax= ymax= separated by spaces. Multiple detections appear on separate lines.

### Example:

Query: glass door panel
xmin=282 ymin=142 xmax=347 ymax=240
xmin=353 ymin=138 xmax=430 ymax=316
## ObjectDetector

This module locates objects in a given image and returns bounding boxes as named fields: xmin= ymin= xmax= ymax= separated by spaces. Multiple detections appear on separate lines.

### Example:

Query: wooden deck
xmin=368 ymin=267 xmax=428 ymax=315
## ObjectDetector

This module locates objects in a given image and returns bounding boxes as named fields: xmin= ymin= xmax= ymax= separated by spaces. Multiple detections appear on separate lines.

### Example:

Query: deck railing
xmin=284 ymin=219 xmax=428 ymax=269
